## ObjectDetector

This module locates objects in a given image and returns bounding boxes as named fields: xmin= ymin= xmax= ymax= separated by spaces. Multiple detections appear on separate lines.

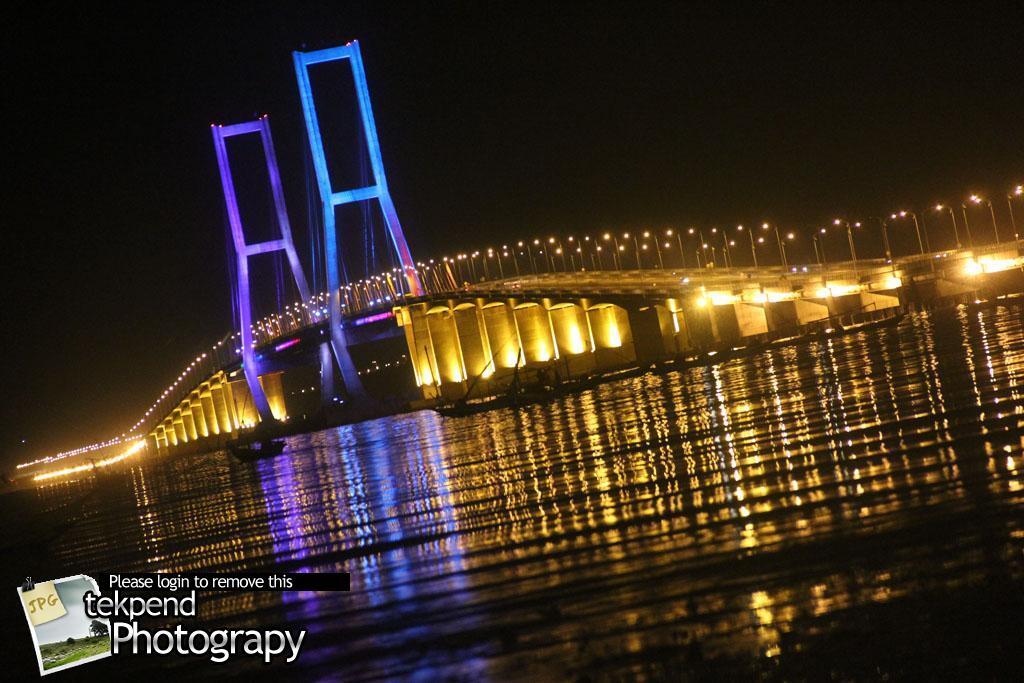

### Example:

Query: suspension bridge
xmin=16 ymin=41 xmax=1024 ymax=482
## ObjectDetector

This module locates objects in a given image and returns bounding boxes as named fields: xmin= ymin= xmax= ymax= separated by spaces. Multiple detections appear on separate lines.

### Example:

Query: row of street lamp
xmin=408 ymin=184 xmax=1021 ymax=288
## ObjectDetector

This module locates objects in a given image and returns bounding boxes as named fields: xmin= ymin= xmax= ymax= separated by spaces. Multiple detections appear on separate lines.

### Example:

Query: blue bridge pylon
xmin=293 ymin=40 xmax=424 ymax=401
xmin=211 ymin=116 xmax=334 ymax=423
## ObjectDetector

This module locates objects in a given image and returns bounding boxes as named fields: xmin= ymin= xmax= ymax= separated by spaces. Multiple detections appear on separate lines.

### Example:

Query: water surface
xmin=8 ymin=305 xmax=1024 ymax=680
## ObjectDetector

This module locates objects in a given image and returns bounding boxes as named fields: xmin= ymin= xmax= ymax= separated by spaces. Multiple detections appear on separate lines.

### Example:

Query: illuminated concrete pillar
xmin=453 ymin=304 xmax=492 ymax=382
xmin=626 ymin=306 xmax=674 ymax=363
xmin=199 ymin=385 xmax=220 ymax=436
xmin=426 ymin=308 xmax=465 ymax=384
xmin=514 ymin=303 xmax=555 ymax=364
xmin=172 ymin=410 xmax=187 ymax=444
xmin=709 ymin=304 xmax=741 ymax=344
xmin=734 ymin=303 xmax=769 ymax=337
xmin=549 ymin=303 xmax=595 ymax=375
xmin=180 ymin=403 xmax=198 ymax=442
xmin=189 ymin=392 xmax=209 ymax=438
xmin=163 ymin=417 xmax=178 ymax=447
xmin=825 ymin=293 xmax=869 ymax=320
xmin=259 ymin=372 xmax=287 ymax=421
xmin=860 ymin=292 xmax=901 ymax=312
xmin=587 ymin=304 xmax=635 ymax=367
xmin=765 ymin=299 xmax=830 ymax=331
xmin=481 ymin=302 xmax=522 ymax=370
xmin=396 ymin=303 xmax=441 ymax=398
xmin=153 ymin=425 xmax=168 ymax=450
xmin=679 ymin=303 xmax=715 ymax=349
xmin=221 ymin=378 xmax=242 ymax=429
xmin=210 ymin=381 xmax=233 ymax=434
xmin=227 ymin=379 xmax=259 ymax=429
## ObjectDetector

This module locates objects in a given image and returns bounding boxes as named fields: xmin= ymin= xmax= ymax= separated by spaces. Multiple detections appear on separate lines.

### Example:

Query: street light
xmin=934 ymin=204 xmax=963 ymax=249
xmin=860 ymin=217 xmax=892 ymax=263
xmin=667 ymin=228 xmax=687 ymax=269
xmin=737 ymin=225 xmax=758 ymax=268
xmin=625 ymin=232 xmax=642 ymax=269
xmin=711 ymin=227 xmax=734 ymax=268
xmin=1008 ymin=184 xmax=1022 ymax=240
xmin=966 ymin=194 xmax=999 ymax=243
xmin=603 ymin=232 xmax=622 ymax=270
xmin=643 ymin=230 xmax=664 ymax=268
xmin=890 ymin=210 xmax=928 ymax=255
xmin=957 ymin=201 xmax=978 ymax=248
xmin=687 ymin=227 xmax=710 ymax=268
xmin=813 ymin=227 xmax=829 ymax=277
xmin=762 ymin=222 xmax=789 ymax=268
xmin=833 ymin=219 xmax=860 ymax=276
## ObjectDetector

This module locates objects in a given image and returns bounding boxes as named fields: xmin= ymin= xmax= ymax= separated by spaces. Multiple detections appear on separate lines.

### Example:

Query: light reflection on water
xmin=20 ymin=305 xmax=1024 ymax=679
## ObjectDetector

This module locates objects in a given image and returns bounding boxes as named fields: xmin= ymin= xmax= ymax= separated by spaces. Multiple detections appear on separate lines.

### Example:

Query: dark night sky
xmin=3 ymin=2 xmax=1022 ymax=464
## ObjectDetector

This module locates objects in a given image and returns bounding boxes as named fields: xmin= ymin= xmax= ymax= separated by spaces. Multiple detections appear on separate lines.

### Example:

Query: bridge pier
xmin=164 ymin=417 xmax=179 ymax=446
xmin=319 ymin=342 xmax=336 ymax=407
xmin=586 ymin=303 xmax=635 ymax=367
xmin=734 ymin=302 xmax=769 ymax=337
xmin=679 ymin=304 xmax=715 ymax=349
xmin=453 ymin=303 xmax=492 ymax=383
xmin=199 ymin=385 xmax=219 ymax=436
xmin=515 ymin=302 xmax=555 ymax=365
xmin=209 ymin=379 xmax=234 ymax=433
xmin=626 ymin=305 xmax=673 ymax=363
xmin=764 ymin=299 xmax=830 ymax=331
xmin=550 ymin=303 xmax=596 ymax=375
xmin=154 ymin=425 xmax=168 ymax=449
xmin=189 ymin=392 xmax=209 ymax=438
xmin=481 ymin=302 xmax=522 ymax=372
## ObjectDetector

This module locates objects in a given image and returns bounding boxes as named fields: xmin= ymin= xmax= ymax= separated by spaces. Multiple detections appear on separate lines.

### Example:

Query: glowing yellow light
xmin=33 ymin=440 xmax=146 ymax=483
xmin=767 ymin=290 xmax=798 ymax=302
xmin=707 ymin=291 xmax=738 ymax=305
xmin=883 ymin=276 xmax=902 ymax=289
xmin=566 ymin=324 xmax=586 ymax=354
xmin=966 ymin=256 xmax=1024 ymax=275
xmin=607 ymin=320 xmax=622 ymax=348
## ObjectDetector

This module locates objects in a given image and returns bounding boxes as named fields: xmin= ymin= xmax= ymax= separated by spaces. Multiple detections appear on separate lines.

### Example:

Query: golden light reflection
xmin=33 ymin=440 xmax=146 ymax=482
xmin=30 ymin=303 xmax=1024 ymax=677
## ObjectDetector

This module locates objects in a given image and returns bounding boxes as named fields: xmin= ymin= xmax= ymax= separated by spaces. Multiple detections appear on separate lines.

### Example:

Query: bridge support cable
xmin=211 ymin=116 xmax=335 ymax=422
xmin=293 ymin=40 xmax=424 ymax=401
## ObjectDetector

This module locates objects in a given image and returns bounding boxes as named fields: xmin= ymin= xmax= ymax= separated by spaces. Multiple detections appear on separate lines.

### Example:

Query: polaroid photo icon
xmin=18 ymin=575 xmax=111 ymax=675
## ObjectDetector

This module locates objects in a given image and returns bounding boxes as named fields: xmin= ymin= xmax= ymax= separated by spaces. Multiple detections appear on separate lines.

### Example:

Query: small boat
xmin=229 ymin=439 xmax=286 ymax=462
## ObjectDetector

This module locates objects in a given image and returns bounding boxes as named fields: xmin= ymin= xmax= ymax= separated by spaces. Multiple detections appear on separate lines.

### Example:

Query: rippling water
xmin=6 ymin=305 xmax=1024 ymax=680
